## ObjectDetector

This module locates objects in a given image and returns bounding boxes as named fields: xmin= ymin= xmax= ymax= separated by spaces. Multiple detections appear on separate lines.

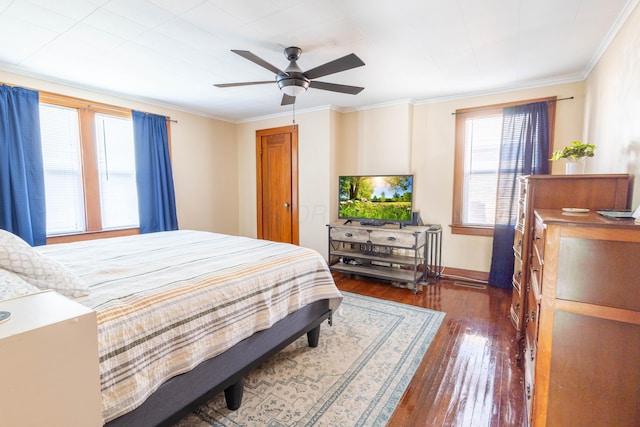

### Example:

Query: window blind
xmin=39 ymin=104 xmax=86 ymax=235
xmin=462 ymin=114 xmax=503 ymax=226
xmin=95 ymin=114 xmax=139 ymax=229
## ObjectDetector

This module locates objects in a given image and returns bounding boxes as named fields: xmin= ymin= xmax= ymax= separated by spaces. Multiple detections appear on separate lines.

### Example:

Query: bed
xmin=1 ymin=229 xmax=342 ymax=426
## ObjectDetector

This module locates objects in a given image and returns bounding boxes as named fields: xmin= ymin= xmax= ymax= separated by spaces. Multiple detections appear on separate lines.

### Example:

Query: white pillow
xmin=0 ymin=229 xmax=89 ymax=298
xmin=0 ymin=268 xmax=41 ymax=300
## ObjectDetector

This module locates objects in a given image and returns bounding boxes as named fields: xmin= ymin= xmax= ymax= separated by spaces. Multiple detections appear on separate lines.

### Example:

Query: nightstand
xmin=0 ymin=290 xmax=102 ymax=426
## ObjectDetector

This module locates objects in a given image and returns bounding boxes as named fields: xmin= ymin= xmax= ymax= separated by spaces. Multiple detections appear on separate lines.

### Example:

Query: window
xmin=462 ymin=113 xmax=502 ymax=226
xmin=452 ymin=98 xmax=555 ymax=236
xmin=95 ymin=114 xmax=138 ymax=229
xmin=39 ymin=104 xmax=86 ymax=235
xmin=39 ymin=94 xmax=139 ymax=238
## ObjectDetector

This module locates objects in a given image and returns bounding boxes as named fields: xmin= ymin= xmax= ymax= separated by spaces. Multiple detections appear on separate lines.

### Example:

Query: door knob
xmin=284 ymin=202 xmax=290 ymax=208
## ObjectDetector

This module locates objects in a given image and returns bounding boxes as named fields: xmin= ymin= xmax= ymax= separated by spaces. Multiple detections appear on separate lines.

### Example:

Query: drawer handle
xmin=345 ymin=232 xmax=353 ymax=237
xmin=386 ymin=236 xmax=396 ymax=241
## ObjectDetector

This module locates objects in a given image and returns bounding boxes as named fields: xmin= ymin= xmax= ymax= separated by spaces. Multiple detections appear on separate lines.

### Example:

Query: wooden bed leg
xmin=307 ymin=324 xmax=321 ymax=347
xmin=224 ymin=378 xmax=244 ymax=410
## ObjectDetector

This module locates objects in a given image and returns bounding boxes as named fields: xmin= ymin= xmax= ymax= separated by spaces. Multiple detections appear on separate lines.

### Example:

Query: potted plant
xmin=550 ymin=141 xmax=596 ymax=174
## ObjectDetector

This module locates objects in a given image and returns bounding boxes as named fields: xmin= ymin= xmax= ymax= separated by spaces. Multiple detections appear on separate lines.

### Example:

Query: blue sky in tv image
xmin=370 ymin=177 xmax=412 ymax=199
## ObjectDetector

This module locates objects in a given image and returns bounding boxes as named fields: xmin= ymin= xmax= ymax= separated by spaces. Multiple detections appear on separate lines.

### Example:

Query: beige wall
xmin=583 ymin=2 xmax=640 ymax=206
xmin=172 ymin=115 xmax=238 ymax=235
xmin=0 ymin=70 xmax=239 ymax=235
xmin=338 ymin=103 xmax=414 ymax=174
xmin=236 ymin=109 xmax=334 ymax=257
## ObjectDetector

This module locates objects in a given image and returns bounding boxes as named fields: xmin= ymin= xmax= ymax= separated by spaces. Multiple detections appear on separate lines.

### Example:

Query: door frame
xmin=256 ymin=124 xmax=299 ymax=244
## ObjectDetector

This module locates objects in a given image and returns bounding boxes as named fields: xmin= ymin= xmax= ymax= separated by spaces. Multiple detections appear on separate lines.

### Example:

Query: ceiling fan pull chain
xmin=292 ymin=99 xmax=296 ymax=127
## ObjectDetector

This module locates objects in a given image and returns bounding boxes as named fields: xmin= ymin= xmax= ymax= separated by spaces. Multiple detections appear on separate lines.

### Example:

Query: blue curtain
xmin=488 ymin=101 xmax=550 ymax=288
xmin=132 ymin=110 xmax=178 ymax=233
xmin=0 ymin=85 xmax=46 ymax=246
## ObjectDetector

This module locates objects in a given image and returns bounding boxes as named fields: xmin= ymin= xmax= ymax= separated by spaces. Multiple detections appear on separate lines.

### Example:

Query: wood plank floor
xmin=332 ymin=273 xmax=526 ymax=427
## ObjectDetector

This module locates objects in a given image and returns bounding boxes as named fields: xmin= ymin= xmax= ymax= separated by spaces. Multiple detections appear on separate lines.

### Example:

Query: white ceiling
xmin=0 ymin=0 xmax=637 ymax=122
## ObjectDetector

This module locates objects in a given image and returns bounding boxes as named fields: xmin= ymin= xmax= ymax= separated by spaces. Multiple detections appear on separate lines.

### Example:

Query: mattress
xmin=37 ymin=230 xmax=342 ymax=423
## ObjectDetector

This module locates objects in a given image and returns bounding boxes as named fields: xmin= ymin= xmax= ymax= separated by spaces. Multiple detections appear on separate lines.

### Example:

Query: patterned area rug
xmin=175 ymin=292 xmax=445 ymax=427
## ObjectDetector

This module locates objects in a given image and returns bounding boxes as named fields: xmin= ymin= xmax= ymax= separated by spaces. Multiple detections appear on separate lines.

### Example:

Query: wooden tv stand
xmin=327 ymin=222 xmax=430 ymax=293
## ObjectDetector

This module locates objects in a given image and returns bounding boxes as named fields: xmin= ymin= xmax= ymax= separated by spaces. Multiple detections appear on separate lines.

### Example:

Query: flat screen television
xmin=338 ymin=174 xmax=414 ymax=225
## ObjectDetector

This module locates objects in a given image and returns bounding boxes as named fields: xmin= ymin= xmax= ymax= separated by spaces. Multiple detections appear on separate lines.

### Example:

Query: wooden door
xmin=256 ymin=125 xmax=298 ymax=244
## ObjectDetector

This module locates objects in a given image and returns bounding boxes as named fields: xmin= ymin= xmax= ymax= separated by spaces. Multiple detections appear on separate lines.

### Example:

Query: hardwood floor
xmin=332 ymin=273 xmax=526 ymax=427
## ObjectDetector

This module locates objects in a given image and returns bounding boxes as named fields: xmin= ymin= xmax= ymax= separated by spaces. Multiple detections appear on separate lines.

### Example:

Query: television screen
xmin=338 ymin=175 xmax=414 ymax=224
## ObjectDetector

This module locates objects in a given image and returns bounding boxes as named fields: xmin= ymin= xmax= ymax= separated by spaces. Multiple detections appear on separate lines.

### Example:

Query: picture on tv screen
xmin=339 ymin=175 xmax=413 ymax=223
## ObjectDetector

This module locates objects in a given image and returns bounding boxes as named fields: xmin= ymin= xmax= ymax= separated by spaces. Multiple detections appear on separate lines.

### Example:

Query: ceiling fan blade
xmin=231 ymin=50 xmax=285 ymax=75
xmin=214 ymin=81 xmax=274 ymax=88
xmin=304 ymin=53 xmax=365 ymax=80
xmin=309 ymin=81 xmax=364 ymax=95
xmin=281 ymin=94 xmax=296 ymax=105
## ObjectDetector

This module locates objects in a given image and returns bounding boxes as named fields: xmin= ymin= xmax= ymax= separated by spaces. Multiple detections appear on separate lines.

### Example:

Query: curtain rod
xmin=2 ymin=81 xmax=177 ymax=123
xmin=451 ymin=96 xmax=574 ymax=115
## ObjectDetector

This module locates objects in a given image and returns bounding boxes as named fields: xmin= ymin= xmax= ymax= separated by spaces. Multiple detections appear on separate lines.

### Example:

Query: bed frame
xmin=105 ymin=299 xmax=333 ymax=426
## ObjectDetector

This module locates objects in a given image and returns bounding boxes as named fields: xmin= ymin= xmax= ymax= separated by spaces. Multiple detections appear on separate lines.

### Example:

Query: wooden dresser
xmin=526 ymin=210 xmax=640 ymax=426
xmin=511 ymin=174 xmax=630 ymax=336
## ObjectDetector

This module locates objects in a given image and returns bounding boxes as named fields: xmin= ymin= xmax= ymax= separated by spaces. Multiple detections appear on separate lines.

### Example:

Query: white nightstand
xmin=0 ymin=290 xmax=102 ymax=426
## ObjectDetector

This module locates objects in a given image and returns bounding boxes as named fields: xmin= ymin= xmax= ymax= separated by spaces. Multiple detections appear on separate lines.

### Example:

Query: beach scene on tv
xmin=339 ymin=175 xmax=413 ymax=222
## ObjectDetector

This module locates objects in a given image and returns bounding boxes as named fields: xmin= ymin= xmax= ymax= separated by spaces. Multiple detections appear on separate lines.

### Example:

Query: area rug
xmin=175 ymin=292 xmax=446 ymax=427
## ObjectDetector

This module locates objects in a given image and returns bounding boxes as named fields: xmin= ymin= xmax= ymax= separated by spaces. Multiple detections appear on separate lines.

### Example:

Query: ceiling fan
xmin=215 ymin=46 xmax=365 ymax=105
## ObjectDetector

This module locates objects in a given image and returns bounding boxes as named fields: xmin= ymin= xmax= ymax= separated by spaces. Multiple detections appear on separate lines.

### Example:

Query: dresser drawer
xmin=516 ymin=201 xmax=527 ymax=229
xmin=523 ymin=342 xmax=535 ymax=425
xmin=530 ymin=256 xmax=542 ymax=302
xmin=510 ymin=278 xmax=522 ymax=330
xmin=513 ymin=254 xmax=523 ymax=287
xmin=556 ymin=238 xmax=640 ymax=311
xmin=519 ymin=178 xmax=528 ymax=201
xmin=532 ymin=218 xmax=545 ymax=258
xmin=368 ymin=230 xmax=419 ymax=248
xmin=329 ymin=227 xmax=370 ymax=244
xmin=525 ymin=281 xmax=540 ymax=345
xmin=513 ymin=227 xmax=524 ymax=258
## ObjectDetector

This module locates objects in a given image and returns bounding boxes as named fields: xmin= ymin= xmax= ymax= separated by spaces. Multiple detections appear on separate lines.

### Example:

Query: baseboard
xmin=439 ymin=267 xmax=489 ymax=283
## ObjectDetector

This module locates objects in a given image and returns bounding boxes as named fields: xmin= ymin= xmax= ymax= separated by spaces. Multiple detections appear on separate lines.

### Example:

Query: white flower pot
xmin=565 ymin=158 xmax=586 ymax=174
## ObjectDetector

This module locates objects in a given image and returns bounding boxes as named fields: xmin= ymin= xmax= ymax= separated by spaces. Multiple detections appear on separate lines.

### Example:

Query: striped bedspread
xmin=37 ymin=230 xmax=342 ymax=424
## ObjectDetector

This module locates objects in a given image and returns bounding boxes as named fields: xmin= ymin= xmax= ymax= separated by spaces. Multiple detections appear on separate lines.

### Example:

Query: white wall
xmin=583 ymin=2 xmax=640 ymax=206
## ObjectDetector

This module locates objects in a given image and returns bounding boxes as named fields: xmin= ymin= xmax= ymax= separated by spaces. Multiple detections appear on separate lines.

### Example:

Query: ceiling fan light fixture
xmin=277 ymin=76 xmax=309 ymax=97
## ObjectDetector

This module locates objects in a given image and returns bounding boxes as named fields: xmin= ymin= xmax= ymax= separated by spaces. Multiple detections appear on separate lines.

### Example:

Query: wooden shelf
xmin=330 ymin=262 xmax=422 ymax=283
xmin=327 ymin=223 xmax=429 ymax=293
xmin=330 ymin=247 xmax=419 ymax=266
